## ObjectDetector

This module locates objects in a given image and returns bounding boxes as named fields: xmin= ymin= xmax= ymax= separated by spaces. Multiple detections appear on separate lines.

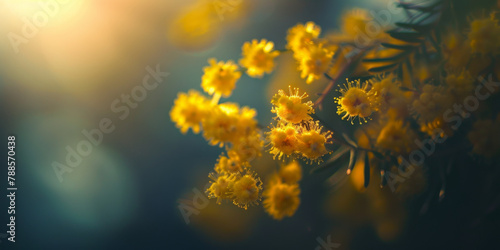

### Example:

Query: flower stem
xmin=211 ymin=93 xmax=221 ymax=105
xmin=314 ymin=47 xmax=370 ymax=110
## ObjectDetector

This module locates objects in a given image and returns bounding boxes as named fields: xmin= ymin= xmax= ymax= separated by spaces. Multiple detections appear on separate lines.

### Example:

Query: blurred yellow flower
xmin=202 ymin=103 xmax=257 ymax=147
xmin=202 ymin=58 xmax=242 ymax=97
xmin=341 ymin=8 xmax=373 ymax=38
xmin=443 ymin=32 xmax=472 ymax=70
xmin=215 ymin=152 xmax=245 ymax=174
xmin=286 ymin=21 xmax=321 ymax=56
xmin=279 ymin=161 xmax=302 ymax=184
xmin=229 ymin=131 xmax=264 ymax=163
xmin=468 ymin=13 xmax=500 ymax=55
xmin=263 ymin=180 xmax=300 ymax=220
xmin=445 ymin=70 xmax=474 ymax=101
xmin=368 ymin=75 xmax=407 ymax=115
xmin=376 ymin=119 xmax=417 ymax=155
xmin=239 ymin=39 xmax=280 ymax=78
xmin=170 ymin=90 xmax=210 ymax=134
xmin=298 ymin=42 xmax=334 ymax=84
xmin=231 ymin=171 xmax=263 ymax=210
xmin=412 ymin=84 xmax=452 ymax=123
xmin=207 ymin=172 xmax=237 ymax=205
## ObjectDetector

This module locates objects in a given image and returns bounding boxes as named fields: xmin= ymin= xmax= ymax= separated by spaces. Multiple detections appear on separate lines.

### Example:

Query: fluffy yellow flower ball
xmin=335 ymin=79 xmax=375 ymax=124
xmin=201 ymin=58 xmax=241 ymax=97
xmin=267 ymin=123 xmax=300 ymax=159
xmin=298 ymin=42 xmax=334 ymax=84
xmin=468 ymin=13 xmax=500 ymax=55
xmin=296 ymin=121 xmax=332 ymax=162
xmin=170 ymin=90 xmax=210 ymax=134
xmin=263 ymin=180 xmax=301 ymax=220
xmin=376 ymin=119 xmax=417 ymax=155
xmin=271 ymin=86 xmax=314 ymax=124
xmin=206 ymin=172 xmax=237 ymax=205
xmin=231 ymin=171 xmax=263 ymax=210
xmin=239 ymin=39 xmax=280 ymax=78
xmin=286 ymin=21 xmax=321 ymax=56
xmin=279 ymin=161 xmax=302 ymax=184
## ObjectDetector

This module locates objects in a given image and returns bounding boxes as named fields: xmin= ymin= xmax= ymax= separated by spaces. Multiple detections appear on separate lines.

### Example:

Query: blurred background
xmin=0 ymin=0 xmax=499 ymax=249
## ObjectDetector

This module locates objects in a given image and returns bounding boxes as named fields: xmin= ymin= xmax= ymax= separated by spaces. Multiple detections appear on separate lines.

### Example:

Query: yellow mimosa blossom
xmin=368 ymin=75 xmax=407 ymax=114
xmin=236 ymin=106 xmax=259 ymax=135
xmin=206 ymin=172 xmax=237 ymax=204
xmin=229 ymin=131 xmax=264 ymax=163
xmin=420 ymin=117 xmax=453 ymax=138
xmin=442 ymin=32 xmax=472 ymax=70
xmin=214 ymin=152 xmax=245 ymax=174
xmin=341 ymin=8 xmax=374 ymax=38
xmin=468 ymin=116 xmax=500 ymax=158
xmin=167 ymin=1 xmax=220 ymax=51
xmin=286 ymin=21 xmax=321 ymax=55
xmin=296 ymin=121 xmax=332 ymax=162
xmin=239 ymin=39 xmax=280 ymax=78
xmin=271 ymin=86 xmax=314 ymax=124
xmin=202 ymin=103 xmax=258 ymax=147
xmin=412 ymin=84 xmax=452 ymax=123
xmin=231 ymin=171 xmax=263 ymax=210
xmin=279 ymin=161 xmax=302 ymax=184
xmin=468 ymin=13 xmax=500 ymax=55
xmin=170 ymin=90 xmax=210 ymax=134
xmin=267 ymin=123 xmax=300 ymax=159
xmin=445 ymin=70 xmax=474 ymax=101
xmin=376 ymin=119 xmax=417 ymax=155
xmin=299 ymin=42 xmax=334 ymax=84
xmin=335 ymin=79 xmax=375 ymax=124
xmin=201 ymin=58 xmax=242 ymax=97
xmin=263 ymin=180 xmax=300 ymax=220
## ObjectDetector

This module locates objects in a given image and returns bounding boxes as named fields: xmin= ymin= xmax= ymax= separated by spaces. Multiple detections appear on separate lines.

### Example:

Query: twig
xmin=314 ymin=47 xmax=370 ymax=110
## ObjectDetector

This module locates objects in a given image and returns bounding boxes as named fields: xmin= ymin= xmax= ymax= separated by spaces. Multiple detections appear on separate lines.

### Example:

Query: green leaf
xmin=342 ymin=133 xmax=358 ymax=148
xmin=370 ymin=150 xmax=384 ymax=160
xmin=399 ymin=86 xmax=416 ymax=92
xmin=381 ymin=43 xmax=417 ymax=51
xmin=347 ymin=149 xmax=357 ymax=175
xmin=311 ymin=146 xmax=350 ymax=173
xmin=368 ymin=63 xmax=399 ymax=73
xmin=363 ymin=50 xmax=412 ymax=63
xmin=395 ymin=22 xmax=433 ymax=33
xmin=387 ymin=31 xmax=424 ymax=43
xmin=364 ymin=151 xmax=370 ymax=188
xmin=396 ymin=1 xmax=441 ymax=12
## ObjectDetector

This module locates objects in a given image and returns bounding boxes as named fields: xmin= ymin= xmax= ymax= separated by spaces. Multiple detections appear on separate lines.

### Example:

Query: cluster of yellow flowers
xmin=286 ymin=22 xmax=335 ymax=84
xmin=171 ymin=51 xmax=268 ymax=209
xmin=268 ymin=87 xmax=333 ymax=163
xmin=346 ymin=11 xmax=500 ymax=160
xmin=172 ymin=5 xmax=500 ymax=222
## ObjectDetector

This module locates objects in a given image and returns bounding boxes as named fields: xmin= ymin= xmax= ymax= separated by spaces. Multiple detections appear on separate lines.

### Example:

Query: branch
xmin=314 ymin=47 xmax=370 ymax=110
